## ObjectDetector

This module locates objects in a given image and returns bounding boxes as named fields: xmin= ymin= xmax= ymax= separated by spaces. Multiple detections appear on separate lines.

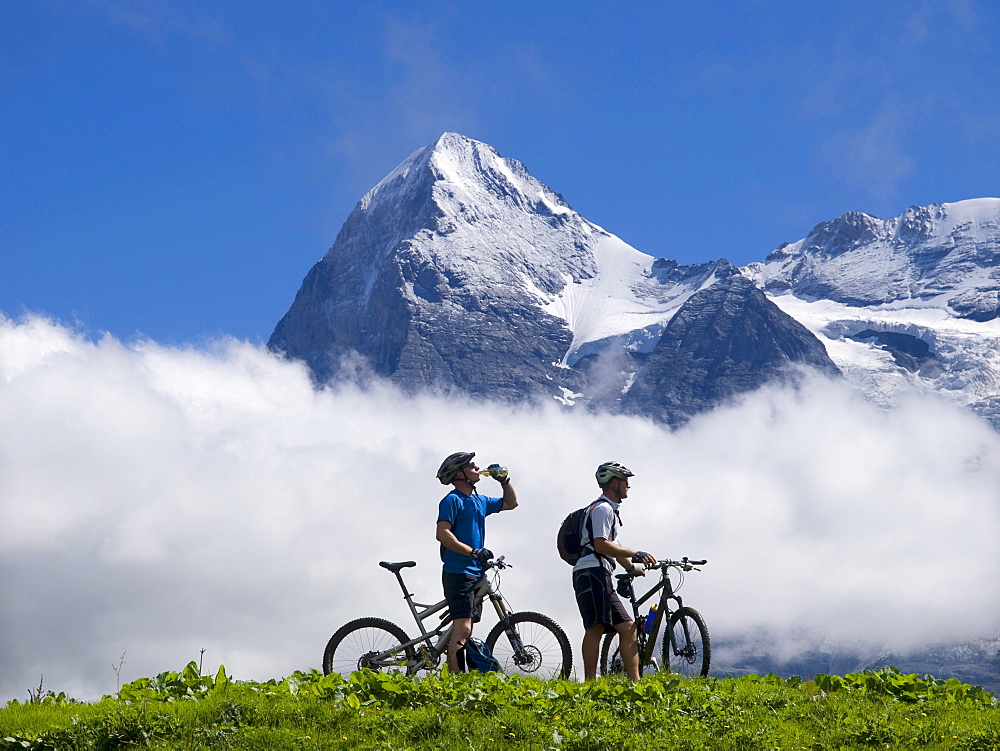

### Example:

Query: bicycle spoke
xmin=600 ymin=631 xmax=661 ymax=677
xmin=663 ymin=607 xmax=711 ymax=677
xmin=486 ymin=612 xmax=572 ymax=679
xmin=323 ymin=618 xmax=412 ymax=677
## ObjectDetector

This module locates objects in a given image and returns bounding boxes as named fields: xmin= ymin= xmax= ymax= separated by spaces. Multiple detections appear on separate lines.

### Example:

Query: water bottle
xmin=480 ymin=464 xmax=508 ymax=481
xmin=643 ymin=604 xmax=658 ymax=634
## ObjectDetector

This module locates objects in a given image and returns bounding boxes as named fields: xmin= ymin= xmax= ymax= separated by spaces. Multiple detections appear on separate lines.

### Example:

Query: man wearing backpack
xmin=573 ymin=461 xmax=656 ymax=681
xmin=435 ymin=451 xmax=517 ymax=672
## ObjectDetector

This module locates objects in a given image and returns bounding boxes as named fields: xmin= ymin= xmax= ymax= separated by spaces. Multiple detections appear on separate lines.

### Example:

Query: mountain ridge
xmin=742 ymin=198 xmax=1000 ymax=428
xmin=269 ymin=133 xmax=837 ymax=424
xmin=745 ymin=198 xmax=1000 ymax=320
xmin=270 ymin=133 xmax=1000 ymax=429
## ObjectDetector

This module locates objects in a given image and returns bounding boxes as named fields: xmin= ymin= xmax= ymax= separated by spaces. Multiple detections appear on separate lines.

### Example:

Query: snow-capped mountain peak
xmin=349 ymin=132 xmax=728 ymax=367
xmin=271 ymin=132 xmax=832 ymax=420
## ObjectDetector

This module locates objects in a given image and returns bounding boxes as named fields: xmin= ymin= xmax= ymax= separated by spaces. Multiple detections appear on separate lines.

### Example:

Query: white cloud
xmin=2 ymin=314 xmax=999 ymax=700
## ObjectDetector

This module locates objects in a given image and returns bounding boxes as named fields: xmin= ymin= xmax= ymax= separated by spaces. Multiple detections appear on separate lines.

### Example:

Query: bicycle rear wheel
xmin=485 ymin=611 xmax=572 ymax=679
xmin=599 ymin=631 xmax=658 ymax=677
xmin=600 ymin=631 xmax=625 ymax=676
xmin=662 ymin=606 xmax=710 ymax=677
xmin=322 ymin=617 xmax=414 ymax=677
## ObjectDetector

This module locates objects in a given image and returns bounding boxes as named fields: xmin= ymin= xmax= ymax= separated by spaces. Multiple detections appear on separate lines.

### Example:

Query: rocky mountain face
xmin=269 ymin=133 xmax=837 ymax=424
xmin=270 ymin=133 xmax=583 ymax=403
xmin=743 ymin=199 xmax=1000 ymax=429
xmin=621 ymin=269 xmax=839 ymax=424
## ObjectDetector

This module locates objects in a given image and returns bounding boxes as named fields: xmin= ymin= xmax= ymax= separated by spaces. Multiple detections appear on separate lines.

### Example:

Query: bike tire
xmin=599 ymin=631 xmax=659 ymax=677
xmin=599 ymin=631 xmax=625 ymax=676
xmin=485 ymin=611 xmax=572 ymax=679
xmin=662 ymin=606 xmax=710 ymax=677
xmin=322 ymin=617 xmax=414 ymax=677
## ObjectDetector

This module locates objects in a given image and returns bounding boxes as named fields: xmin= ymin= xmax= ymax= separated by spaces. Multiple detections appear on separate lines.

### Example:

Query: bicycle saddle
xmin=379 ymin=561 xmax=417 ymax=572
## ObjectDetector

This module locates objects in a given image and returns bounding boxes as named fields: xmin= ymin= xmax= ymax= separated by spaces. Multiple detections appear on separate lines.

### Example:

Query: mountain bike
xmin=323 ymin=556 xmax=573 ymax=679
xmin=600 ymin=557 xmax=710 ymax=677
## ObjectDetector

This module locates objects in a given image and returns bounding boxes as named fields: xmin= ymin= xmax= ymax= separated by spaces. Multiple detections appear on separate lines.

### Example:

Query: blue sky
xmin=3 ymin=0 xmax=998 ymax=344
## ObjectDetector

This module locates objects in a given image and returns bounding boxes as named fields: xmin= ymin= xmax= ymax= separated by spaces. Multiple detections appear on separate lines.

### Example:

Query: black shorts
xmin=573 ymin=567 xmax=632 ymax=632
xmin=442 ymin=572 xmax=485 ymax=622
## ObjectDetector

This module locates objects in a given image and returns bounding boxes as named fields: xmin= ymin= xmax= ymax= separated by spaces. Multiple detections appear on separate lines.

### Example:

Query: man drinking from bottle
xmin=435 ymin=451 xmax=518 ymax=672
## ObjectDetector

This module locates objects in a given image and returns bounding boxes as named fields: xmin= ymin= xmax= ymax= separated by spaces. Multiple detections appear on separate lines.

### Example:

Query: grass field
xmin=3 ymin=663 xmax=1000 ymax=749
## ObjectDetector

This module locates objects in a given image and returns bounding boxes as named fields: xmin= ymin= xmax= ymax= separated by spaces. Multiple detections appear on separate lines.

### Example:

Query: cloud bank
xmin=2 ymin=314 xmax=999 ymax=700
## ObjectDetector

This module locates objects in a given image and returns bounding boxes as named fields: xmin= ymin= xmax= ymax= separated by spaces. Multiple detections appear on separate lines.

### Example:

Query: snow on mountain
xmin=272 ymin=133 xmax=1000 ymax=429
xmin=534 ymin=234 xmax=722 ymax=367
xmin=745 ymin=199 xmax=1000 ymax=320
xmin=356 ymin=133 xmax=717 ymax=368
xmin=270 ymin=133 xmax=834 ymax=420
xmin=744 ymin=200 xmax=1000 ymax=427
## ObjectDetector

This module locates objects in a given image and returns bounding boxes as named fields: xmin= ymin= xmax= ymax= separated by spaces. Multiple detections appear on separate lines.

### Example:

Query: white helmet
xmin=596 ymin=461 xmax=634 ymax=486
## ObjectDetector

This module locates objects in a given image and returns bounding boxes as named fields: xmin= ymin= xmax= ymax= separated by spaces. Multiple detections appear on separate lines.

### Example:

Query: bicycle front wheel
xmin=322 ymin=617 xmax=414 ymax=677
xmin=485 ymin=611 xmax=572 ymax=679
xmin=662 ymin=606 xmax=710 ymax=677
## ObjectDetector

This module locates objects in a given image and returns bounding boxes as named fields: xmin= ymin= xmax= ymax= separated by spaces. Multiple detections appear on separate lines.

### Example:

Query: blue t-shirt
xmin=437 ymin=490 xmax=504 ymax=575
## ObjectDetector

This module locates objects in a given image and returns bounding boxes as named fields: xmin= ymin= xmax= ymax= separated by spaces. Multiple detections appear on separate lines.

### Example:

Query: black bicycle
xmin=323 ymin=556 xmax=573 ymax=679
xmin=600 ymin=557 xmax=710 ymax=677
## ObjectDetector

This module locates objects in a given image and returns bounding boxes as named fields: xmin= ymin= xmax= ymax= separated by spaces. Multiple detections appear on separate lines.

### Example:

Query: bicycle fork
xmin=488 ymin=591 xmax=531 ymax=667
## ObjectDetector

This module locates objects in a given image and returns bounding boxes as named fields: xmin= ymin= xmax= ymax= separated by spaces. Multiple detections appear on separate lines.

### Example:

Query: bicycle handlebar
xmin=621 ymin=557 xmax=707 ymax=577
xmin=663 ymin=557 xmax=707 ymax=568
xmin=483 ymin=555 xmax=510 ymax=570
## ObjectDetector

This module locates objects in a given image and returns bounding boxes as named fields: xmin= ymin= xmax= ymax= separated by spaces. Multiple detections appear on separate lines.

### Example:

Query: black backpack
xmin=556 ymin=500 xmax=609 ymax=565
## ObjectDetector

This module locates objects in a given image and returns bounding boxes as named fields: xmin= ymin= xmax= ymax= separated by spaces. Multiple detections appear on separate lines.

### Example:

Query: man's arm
xmin=592 ymin=536 xmax=636 ymax=560
xmin=436 ymin=520 xmax=476 ymax=556
xmin=500 ymin=479 xmax=517 ymax=511
xmin=592 ymin=538 xmax=655 ymax=574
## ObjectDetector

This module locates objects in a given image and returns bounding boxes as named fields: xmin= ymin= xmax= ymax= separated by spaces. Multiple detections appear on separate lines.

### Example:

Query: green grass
xmin=3 ymin=663 xmax=1000 ymax=749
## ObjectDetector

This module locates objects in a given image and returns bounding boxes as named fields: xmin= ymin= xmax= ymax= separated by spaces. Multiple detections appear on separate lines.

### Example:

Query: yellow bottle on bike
xmin=643 ymin=604 xmax=658 ymax=633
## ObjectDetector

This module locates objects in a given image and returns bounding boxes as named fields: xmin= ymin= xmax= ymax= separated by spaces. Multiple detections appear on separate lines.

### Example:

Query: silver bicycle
xmin=322 ymin=556 xmax=573 ymax=679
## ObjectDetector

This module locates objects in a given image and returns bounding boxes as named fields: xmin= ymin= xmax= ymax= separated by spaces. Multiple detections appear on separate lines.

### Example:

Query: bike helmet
xmin=596 ymin=461 xmax=634 ymax=486
xmin=437 ymin=451 xmax=476 ymax=485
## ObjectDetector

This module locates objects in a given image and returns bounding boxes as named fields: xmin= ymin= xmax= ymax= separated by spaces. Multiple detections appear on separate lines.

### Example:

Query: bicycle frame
xmin=620 ymin=568 xmax=685 ymax=666
xmin=382 ymin=561 xmax=521 ymax=673
xmin=324 ymin=557 xmax=573 ymax=679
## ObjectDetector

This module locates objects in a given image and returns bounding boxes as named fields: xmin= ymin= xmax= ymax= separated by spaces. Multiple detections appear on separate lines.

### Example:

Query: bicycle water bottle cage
xmin=379 ymin=561 xmax=417 ymax=572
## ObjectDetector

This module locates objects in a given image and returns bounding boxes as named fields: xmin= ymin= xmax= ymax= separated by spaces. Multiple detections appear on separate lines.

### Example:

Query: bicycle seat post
xmin=379 ymin=560 xmax=417 ymax=600
xmin=396 ymin=570 xmax=414 ymax=600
